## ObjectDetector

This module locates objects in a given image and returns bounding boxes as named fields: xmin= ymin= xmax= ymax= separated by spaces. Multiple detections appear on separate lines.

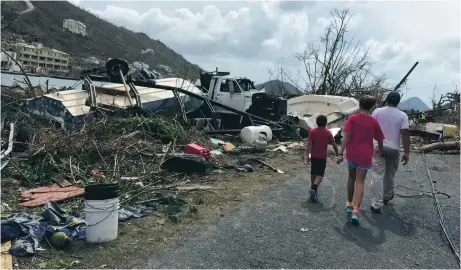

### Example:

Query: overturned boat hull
xmin=287 ymin=95 xmax=360 ymax=129
xmin=24 ymin=77 xmax=205 ymax=129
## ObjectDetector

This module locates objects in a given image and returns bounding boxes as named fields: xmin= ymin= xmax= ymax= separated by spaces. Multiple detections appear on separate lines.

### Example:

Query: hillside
xmin=255 ymin=80 xmax=304 ymax=97
xmin=1 ymin=1 xmax=202 ymax=80
xmin=398 ymin=96 xmax=431 ymax=112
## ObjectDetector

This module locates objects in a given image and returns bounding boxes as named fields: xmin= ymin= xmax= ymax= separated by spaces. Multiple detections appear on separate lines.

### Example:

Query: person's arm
xmin=401 ymin=114 xmax=410 ymax=165
xmin=339 ymin=118 xmax=353 ymax=155
xmin=373 ymin=120 xmax=385 ymax=155
xmin=336 ymin=133 xmax=348 ymax=164
xmin=329 ymin=132 xmax=339 ymax=156
xmin=337 ymin=119 xmax=352 ymax=164
xmin=305 ymin=138 xmax=312 ymax=163
xmin=338 ymin=133 xmax=348 ymax=156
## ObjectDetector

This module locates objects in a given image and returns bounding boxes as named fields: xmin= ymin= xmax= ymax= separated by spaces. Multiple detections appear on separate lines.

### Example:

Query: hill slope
xmin=2 ymin=1 xmax=202 ymax=80
xmin=398 ymin=96 xmax=431 ymax=111
xmin=255 ymin=80 xmax=304 ymax=97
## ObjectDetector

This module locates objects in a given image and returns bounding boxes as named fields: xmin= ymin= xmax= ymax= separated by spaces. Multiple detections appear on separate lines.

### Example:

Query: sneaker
xmin=309 ymin=189 xmax=318 ymax=202
xmin=351 ymin=213 xmax=359 ymax=225
xmin=345 ymin=204 xmax=353 ymax=213
xmin=370 ymin=206 xmax=381 ymax=213
xmin=384 ymin=192 xmax=394 ymax=204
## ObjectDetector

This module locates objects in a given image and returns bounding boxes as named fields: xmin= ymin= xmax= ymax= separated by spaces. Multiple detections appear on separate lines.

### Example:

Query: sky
xmin=70 ymin=0 xmax=460 ymax=106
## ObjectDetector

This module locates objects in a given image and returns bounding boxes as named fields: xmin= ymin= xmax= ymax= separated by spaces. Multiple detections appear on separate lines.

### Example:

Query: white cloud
xmin=261 ymin=12 xmax=309 ymax=54
xmin=78 ymin=0 xmax=460 ymax=105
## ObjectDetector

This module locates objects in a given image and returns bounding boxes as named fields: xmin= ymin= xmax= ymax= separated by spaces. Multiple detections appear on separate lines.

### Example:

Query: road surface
xmin=141 ymin=153 xmax=460 ymax=269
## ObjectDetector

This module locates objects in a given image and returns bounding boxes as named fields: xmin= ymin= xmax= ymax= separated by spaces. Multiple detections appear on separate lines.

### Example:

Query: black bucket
xmin=84 ymin=183 xmax=120 ymax=200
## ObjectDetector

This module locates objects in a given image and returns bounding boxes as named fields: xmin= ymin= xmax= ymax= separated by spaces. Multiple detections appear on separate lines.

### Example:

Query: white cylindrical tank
xmin=240 ymin=125 xmax=273 ymax=144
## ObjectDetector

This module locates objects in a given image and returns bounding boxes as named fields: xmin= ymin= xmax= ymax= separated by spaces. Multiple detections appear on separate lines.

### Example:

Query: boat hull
xmin=287 ymin=95 xmax=359 ymax=129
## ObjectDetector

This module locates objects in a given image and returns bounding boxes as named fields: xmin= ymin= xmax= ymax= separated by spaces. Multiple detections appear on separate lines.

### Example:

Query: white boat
xmin=24 ymin=77 xmax=205 ymax=129
xmin=96 ymin=77 xmax=204 ymax=112
xmin=287 ymin=95 xmax=360 ymax=130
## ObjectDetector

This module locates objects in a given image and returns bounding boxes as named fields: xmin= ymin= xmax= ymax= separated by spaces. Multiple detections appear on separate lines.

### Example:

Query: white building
xmin=63 ymin=19 xmax=87 ymax=36
xmin=140 ymin=48 xmax=154 ymax=55
xmin=84 ymin=56 xmax=100 ymax=65
xmin=157 ymin=64 xmax=172 ymax=73
xmin=133 ymin=61 xmax=149 ymax=70
xmin=1 ymin=51 xmax=18 ymax=71
xmin=2 ymin=42 xmax=70 ymax=73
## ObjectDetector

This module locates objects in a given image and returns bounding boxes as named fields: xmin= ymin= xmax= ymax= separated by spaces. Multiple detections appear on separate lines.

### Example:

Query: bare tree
xmin=295 ymin=8 xmax=385 ymax=97
xmin=431 ymin=85 xmax=451 ymax=110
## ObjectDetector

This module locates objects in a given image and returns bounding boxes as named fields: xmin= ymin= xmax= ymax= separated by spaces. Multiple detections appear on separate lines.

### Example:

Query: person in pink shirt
xmin=336 ymin=95 xmax=384 ymax=225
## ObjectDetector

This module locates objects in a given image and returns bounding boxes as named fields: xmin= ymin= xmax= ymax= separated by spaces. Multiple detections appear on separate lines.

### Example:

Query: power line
xmin=421 ymin=153 xmax=460 ymax=265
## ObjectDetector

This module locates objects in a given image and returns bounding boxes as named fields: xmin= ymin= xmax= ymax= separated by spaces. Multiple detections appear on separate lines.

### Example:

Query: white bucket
xmin=240 ymin=125 xmax=273 ymax=144
xmin=84 ymin=198 xmax=119 ymax=243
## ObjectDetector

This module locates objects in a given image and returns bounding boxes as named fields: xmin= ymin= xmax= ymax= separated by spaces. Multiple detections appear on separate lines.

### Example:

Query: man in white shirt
xmin=370 ymin=91 xmax=410 ymax=213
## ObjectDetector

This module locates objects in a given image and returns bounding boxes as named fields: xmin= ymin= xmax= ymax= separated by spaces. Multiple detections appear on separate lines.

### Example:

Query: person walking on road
xmin=305 ymin=115 xmax=339 ymax=202
xmin=337 ymin=95 xmax=384 ymax=225
xmin=370 ymin=91 xmax=410 ymax=213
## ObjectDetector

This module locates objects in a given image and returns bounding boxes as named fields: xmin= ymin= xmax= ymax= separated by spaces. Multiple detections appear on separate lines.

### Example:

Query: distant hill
xmin=1 ymin=1 xmax=202 ymax=80
xmin=255 ymin=80 xmax=304 ymax=97
xmin=398 ymin=96 xmax=431 ymax=112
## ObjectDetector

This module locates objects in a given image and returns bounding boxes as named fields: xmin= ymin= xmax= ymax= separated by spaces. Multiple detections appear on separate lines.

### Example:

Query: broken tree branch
xmin=420 ymin=141 xmax=460 ymax=153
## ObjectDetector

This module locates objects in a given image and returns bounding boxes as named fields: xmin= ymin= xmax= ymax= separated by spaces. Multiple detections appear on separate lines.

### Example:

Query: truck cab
xmin=192 ymin=69 xmax=287 ymax=129
xmin=207 ymin=76 xmax=263 ymax=114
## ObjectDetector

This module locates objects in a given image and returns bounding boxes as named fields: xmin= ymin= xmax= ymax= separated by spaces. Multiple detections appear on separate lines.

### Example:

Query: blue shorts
xmin=347 ymin=160 xmax=371 ymax=171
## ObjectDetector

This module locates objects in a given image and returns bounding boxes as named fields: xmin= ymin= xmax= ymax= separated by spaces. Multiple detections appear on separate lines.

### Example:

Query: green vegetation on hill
xmin=1 ymin=1 xmax=202 ymax=80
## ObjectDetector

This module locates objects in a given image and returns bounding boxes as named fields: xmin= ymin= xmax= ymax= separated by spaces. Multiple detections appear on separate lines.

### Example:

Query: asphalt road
xmin=142 ymin=153 xmax=460 ymax=269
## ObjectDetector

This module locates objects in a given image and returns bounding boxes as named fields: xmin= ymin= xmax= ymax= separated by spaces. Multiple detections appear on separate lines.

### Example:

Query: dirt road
xmin=141 ymin=153 xmax=460 ymax=269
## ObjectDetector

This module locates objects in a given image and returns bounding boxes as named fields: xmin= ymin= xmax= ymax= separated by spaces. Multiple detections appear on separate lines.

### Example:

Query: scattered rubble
xmin=1 ymin=57 xmax=459 ymax=268
xmin=1 ymin=80 xmax=311 ymax=265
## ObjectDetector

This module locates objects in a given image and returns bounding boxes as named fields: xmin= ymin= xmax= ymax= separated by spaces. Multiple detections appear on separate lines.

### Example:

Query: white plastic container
xmin=240 ymin=125 xmax=273 ymax=144
xmin=84 ymin=198 xmax=120 ymax=243
xmin=254 ymin=134 xmax=268 ymax=150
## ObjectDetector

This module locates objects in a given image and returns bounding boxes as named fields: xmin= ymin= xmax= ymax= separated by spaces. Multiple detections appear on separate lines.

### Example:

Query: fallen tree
xmin=420 ymin=141 xmax=460 ymax=153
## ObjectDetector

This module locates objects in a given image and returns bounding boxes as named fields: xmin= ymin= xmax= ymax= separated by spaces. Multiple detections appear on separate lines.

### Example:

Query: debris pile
xmin=1 ymin=87 xmax=297 ymax=263
xmin=408 ymin=108 xmax=460 ymax=154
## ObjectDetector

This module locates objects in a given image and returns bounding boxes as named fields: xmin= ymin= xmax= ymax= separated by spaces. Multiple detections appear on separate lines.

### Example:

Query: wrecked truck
xmin=189 ymin=69 xmax=288 ymax=130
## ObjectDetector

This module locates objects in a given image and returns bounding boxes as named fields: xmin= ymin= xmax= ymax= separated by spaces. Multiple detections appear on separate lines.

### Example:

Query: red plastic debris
xmin=20 ymin=184 xmax=84 ymax=207
xmin=91 ymin=170 xmax=105 ymax=177
xmin=184 ymin=143 xmax=211 ymax=160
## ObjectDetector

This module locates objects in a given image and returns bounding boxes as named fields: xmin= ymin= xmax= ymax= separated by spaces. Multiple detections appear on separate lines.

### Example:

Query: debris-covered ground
xmin=1 ymin=86 xmax=310 ymax=269
xmin=1 ymin=84 xmax=460 ymax=269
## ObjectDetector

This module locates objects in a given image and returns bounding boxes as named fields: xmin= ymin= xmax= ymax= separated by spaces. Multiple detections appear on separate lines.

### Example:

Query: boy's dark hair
xmin=316 ymin=114 xmax=328 ymax=127
xmin=359 ymin=95 xmax=377 ymax=111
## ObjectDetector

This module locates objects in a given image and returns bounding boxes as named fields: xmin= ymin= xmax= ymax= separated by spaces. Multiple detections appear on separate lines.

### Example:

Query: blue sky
xmin=72 ymin=0 xmax=460 ymax=106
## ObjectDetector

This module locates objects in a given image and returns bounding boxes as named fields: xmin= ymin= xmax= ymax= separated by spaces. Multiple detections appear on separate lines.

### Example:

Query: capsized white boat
xmin=96 ymin=77 xmax=204 ymax=112
xmin=24 ymin=77 xmax=205 ymax=129
xmin=287 ymin=95 xmax=360 ymax=130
